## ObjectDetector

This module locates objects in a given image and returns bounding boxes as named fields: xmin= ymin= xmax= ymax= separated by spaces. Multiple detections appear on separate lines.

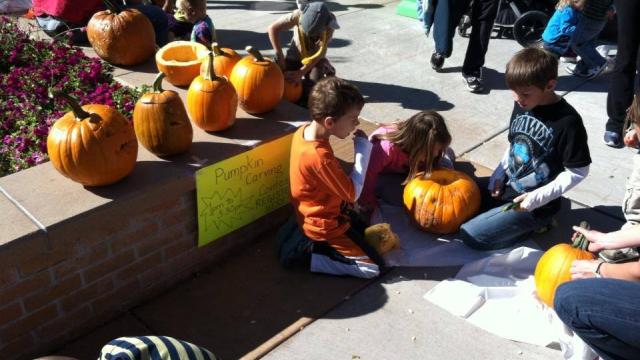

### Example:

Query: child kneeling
xmin=459 ymin=48 xmax=592 ymax=250
xmin=279 ymin=77 xmax=384 ymax=279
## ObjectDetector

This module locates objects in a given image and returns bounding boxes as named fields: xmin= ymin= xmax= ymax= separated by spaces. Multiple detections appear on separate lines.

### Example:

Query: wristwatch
xmin=594 ymin=261 xmax=605 ymax=278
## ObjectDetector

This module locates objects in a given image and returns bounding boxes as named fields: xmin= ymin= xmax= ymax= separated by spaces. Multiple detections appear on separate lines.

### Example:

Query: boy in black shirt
xmin=460 ymin=48 xmax=592 ymax=250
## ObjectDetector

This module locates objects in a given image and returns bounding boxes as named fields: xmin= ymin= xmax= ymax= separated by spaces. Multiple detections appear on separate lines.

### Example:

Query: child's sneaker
xmin=430 ymin=52 xmax=445 ymax=71
xmin=565 ymin=61 xmax=608 ymax=80
xmin=599 ymin=247 xmax=640 ymax=263
xmin=603 ymin=130 xmax=623 ymax=148
xmin=462 ymin=71 xmax=484 ymax=93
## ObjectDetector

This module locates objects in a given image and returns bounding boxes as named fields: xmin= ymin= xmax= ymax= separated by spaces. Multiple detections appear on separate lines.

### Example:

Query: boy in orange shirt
xmin=281 ymin=77 xmax=383 ymax=278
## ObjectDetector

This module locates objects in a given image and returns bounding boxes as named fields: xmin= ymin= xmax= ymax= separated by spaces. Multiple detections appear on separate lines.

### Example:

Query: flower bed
xmin=0 ymin=17 xmax=148 ymax=176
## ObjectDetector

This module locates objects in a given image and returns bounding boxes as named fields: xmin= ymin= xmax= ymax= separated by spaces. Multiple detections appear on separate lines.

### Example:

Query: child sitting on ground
xmin=268 ymin=2 xmax=339 ymax=90
xmin=167 ymin=0 xmax=216 ymax=46
xmin=280 ymin=77 xmax=384 ymax=279
xmin=459 ymin=48 xmax=592 ymax=251
xmin=358 ymin=110 xmax=455 ymax=219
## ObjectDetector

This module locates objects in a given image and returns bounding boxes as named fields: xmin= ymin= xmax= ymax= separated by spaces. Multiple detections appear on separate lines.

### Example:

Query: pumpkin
xmin=87 ymin=0 xmax=156 ymax=66
xmin=229 ymin=46 xmax=284 ymax=114
xmin=199 ymin=42 xmax=241 ymax=80
xmin=403 ymin=169 xmax=481 ymax=234
xmin=187 ymin=51 xmax=238 ymax=132
xmin=133 ymin=72 xmax=193 ymax=156
xmin=156 ymin=41 xmax=209 ymax=86
xmin=365 ymin=223 xmax=400 ymax=255
xmin=47 ymin=93 xmax=138 ymax=186
xmin=283 ymin=80 xmax=303 ymax=103
xmin=534 ymin=221 xmax=595 ymax=307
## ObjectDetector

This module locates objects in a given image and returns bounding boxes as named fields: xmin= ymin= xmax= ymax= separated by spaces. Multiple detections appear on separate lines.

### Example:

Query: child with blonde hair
xmin=541 ymin=0 xmax=580 ymax=61
xmin=358 ymin=110 xmax=454 ymax=217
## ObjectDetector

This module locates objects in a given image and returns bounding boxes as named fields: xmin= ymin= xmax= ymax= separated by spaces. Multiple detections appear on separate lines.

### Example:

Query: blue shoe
xmin=603 ymin=131 xmax=623 ymax=148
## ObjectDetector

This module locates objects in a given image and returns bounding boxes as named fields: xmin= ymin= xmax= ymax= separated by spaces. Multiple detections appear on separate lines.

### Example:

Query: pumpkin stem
xmin=52 ymin=91 xmax=91 ymax=120
xmin=572 ymin=221 xmax=591 ymax=250
xmin=212 ymin=42 xmax=223 ymax=56
xmin=245 ymin=45 xmax=264 ymax=62
xmin=203 ymin=51 xmax=220 ymax=81
xmin=103 ymin=0 xmax=120 ymax=13
xmin=152 ymin=72 xmax=166 ymax=93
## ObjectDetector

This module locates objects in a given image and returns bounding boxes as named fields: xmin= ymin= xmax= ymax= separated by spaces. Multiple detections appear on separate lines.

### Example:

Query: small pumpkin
xmin=229 ymin=46 xmax=284 ymax=114
xmin=133 ymin=72 xmax=193 ymax=156
xmin=87 ymin=0 xmax=156 ymax=66
xmin=403 ymin=169 xmax=481 ymax=234
xmin=199 ymin=42 xmax=241 ymax=80
xmin=156 ymin=41 xmax=209 ymax=86
xmin=283 ymin=80 xmax=303 ymax=103
xmin=534 ymin=221 xmax=595 ymax=307
xmin=187 ymin=51 xmax=238 ymax=132
xmin=47 ymin=92 xmax=138 ymax=186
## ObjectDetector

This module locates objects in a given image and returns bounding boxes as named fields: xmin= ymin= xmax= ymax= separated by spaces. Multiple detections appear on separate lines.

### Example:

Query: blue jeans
xmin=555 ymin=279 xmax=640 ymax=360
xmin=570 ymin=13 xmax=607 ymax=70
xmin=418 ymin=0 xmax=470 ymax=57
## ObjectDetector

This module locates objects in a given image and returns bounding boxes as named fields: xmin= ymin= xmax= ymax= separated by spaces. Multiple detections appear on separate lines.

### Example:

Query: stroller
xmin=458 ymin=0 xmax=557 ymax=47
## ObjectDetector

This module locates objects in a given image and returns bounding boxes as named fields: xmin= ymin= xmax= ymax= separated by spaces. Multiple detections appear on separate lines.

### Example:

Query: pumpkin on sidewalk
xmin=187 ymin=51 xmax=238 ymax=132
xmin=156 ymin=41 xmax=209 ymax=86
xmin=133 ymin=72 xmax=193 ymax=156
xmin=87 ymin=0 xmax=156 ymax=66
xmin=229 ymin=46 xmax=284 ymax=114
xmin=534 ymin=221 xmax=595 ymax=307
xmin=47 ymin=92 xmax=138 ymax=186
xmin=199 ymin=42 xmax=241 ymax=80
xmin=283 ymin=79 xmax=303 ymax=103
xmin=403 ymin=169 xmax=481 ymax=234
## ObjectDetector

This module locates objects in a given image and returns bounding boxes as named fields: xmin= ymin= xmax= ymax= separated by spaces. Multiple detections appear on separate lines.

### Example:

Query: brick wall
xmin=0 ymin=190 xmax=290 ymax=360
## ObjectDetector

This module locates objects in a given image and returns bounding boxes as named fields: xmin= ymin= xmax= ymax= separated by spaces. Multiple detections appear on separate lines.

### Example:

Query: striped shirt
xmin=99 ymin=336 xmax=216 ymax=360
xmin=582 ymin=0 xmax=612 ymax=20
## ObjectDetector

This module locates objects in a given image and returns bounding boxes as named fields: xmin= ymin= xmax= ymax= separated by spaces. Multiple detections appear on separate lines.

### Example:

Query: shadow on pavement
xmin=348 ymin=79 xmax=455 ymax=112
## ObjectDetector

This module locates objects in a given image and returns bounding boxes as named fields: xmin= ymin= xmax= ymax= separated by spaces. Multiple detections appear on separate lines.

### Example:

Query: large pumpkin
xmin=199 ymin=42 xmax=241 ymax=80
xmin=187 ymin=51 xmax=238 ymax=132
xmin=229 ymin=46 xmax=284 ymax=114
xmin=133 ymin=72 xmax=193 ymax=156
xmin=534 ymin=221 xmax=595 ymax=307
xmin=47 ymin=93 xmax=138 ymax=186
xmin=403 ymin=169 xmax=481 ymax=234
xmin=87 ymin=0 xmax=156 ymax=66
xmin=283 ymin=80 xmax=303 ymax=103
xmin=156 ymin=41 xmax=209 ymax=86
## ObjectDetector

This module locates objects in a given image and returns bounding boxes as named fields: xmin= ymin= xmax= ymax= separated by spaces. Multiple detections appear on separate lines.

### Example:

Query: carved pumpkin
xmin=283 ymin=80 xmax=303 ymax=103
xmin=156 ymin=41 xmax=209 ymax=86
xmin=229 ymin=46 xmax=284 ymax=114
xmin=87 ymin=0 xmax=156 ymax=66
xmin=199 ymin=42 xmax=241 ymax=80
xmin=534 ymin=221 xmax=595 ymax=307
xmin=403 ymin=169 xmax=481 ymax=234
xmin=133 ymin=72 xmax=193 ymax=156
xmin=187 ymin=51 xmax=238 ymax=132
xmin=47 ymin=93 xmax=138 ymax=186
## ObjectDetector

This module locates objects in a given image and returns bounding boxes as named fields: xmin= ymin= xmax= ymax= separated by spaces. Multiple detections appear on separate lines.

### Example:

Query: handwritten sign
xmin=196 ymin=133 xmax=294 ymax=247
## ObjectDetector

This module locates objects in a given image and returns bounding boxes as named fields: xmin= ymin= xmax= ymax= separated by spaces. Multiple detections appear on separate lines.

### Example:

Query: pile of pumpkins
xmin=49 ymin=37 xmax=304 ymax=187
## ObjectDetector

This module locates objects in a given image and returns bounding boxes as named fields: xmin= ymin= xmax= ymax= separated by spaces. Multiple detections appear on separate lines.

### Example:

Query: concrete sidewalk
xmin=44 ymin=0 xmax=631 ymax=359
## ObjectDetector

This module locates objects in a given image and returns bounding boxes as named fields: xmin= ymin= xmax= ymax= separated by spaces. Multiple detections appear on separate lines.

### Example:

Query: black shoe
xmin=430 ymin=52 xmax=445 ymax=71
xmin=462 ymin=71 xmax=484 ymax=93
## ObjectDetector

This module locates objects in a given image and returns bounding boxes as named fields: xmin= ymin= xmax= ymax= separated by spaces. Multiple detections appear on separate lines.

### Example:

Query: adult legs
xmin=569 ymin=14 xmax=607 ymax=72
xmin=605 ymin=0 xmax=640 ymax=137
xmin=461 ymin=0 xmax=499 ymax=76
xmin=555 ymin=279 xmax=640 ymax=360
xmin=125 ymin=3 xmax=169 ymax=46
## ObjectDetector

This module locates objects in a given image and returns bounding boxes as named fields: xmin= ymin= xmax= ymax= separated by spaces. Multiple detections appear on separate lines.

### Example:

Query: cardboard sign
xmin=196 ymin=133 xmax=294 ymax=247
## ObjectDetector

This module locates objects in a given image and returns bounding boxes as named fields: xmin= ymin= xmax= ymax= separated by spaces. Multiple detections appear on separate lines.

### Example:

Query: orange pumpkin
xmin=156 ymin=41 xmax=209 ymax=86
xmin=47 ymin=93 xmax=138 ymax=186
xmin=133 ymin=72 xmax=193 ymax=156
xmin=87 ymin=0 xmax=156 ymax=66
xmin=199 ymin=42 xmax=241 ymax=80
xmin=403 ymin=169 xmax=481 ymax=234
xmin=187 ymin=51 xmax=238 ymax=132
xmin=229 ymin=46 xmax=284 ymax=114
xmin=534 ymin=221 xmax=595 ymax=307
xmin=283 ymin=80 xmax=303 ymax=103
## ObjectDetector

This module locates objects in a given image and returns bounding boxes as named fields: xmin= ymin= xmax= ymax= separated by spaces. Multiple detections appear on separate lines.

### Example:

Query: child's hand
xmin=624 ymin=129 xmax=639 ymax=149
xmin=353 ymin=129 xmax=367 ymax=139
xmin=572 ymin=225 xmax=616 ymax=252
xmin=570 ymin=259 xmax=602 ymax=279
xmin=512 ymin=193 xmax=530 ymax=212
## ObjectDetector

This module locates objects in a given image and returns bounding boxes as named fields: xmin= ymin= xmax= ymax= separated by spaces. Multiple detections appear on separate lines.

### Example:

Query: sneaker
xmin=566 ymin=61 xmax=608 ymax=80
xmin=560 ymin=56 xmax=578 ymax=64
xmin=430 ymin=52 xmax=445 ymax=71
xmin=603 ymin=131 xmax=623 ymax=148
xmin=599 ymin=247 xmax=640 ymax=263
xmin=462 ymin=71 xmax=484 ymax=93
